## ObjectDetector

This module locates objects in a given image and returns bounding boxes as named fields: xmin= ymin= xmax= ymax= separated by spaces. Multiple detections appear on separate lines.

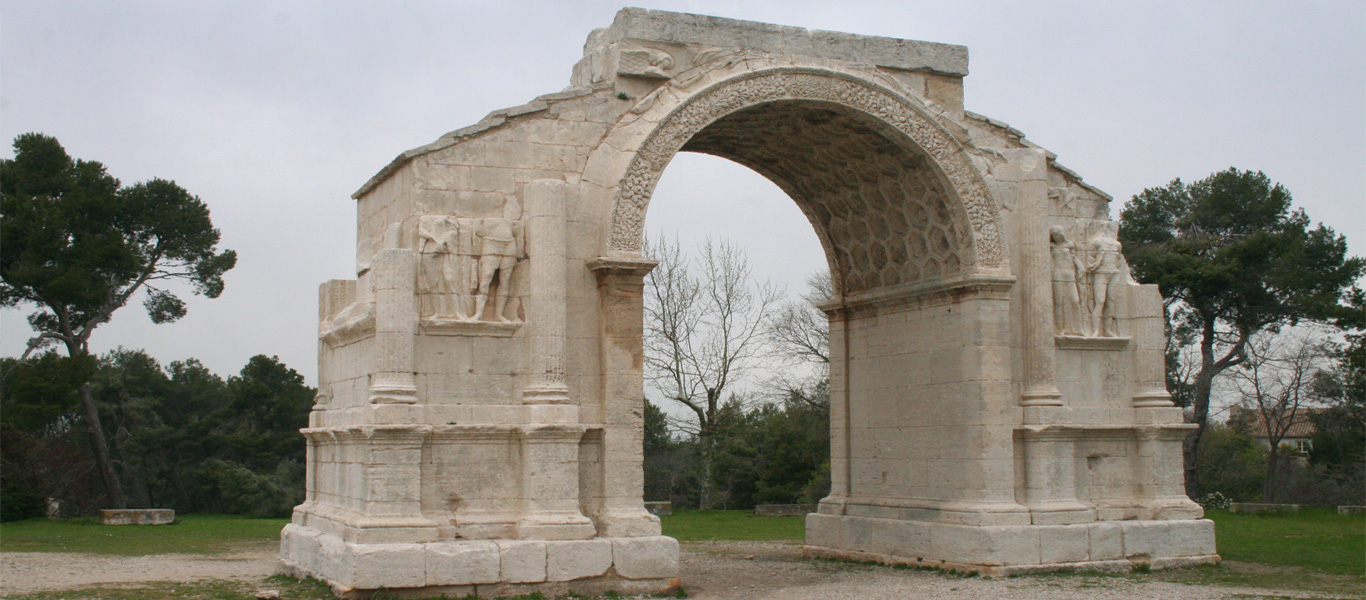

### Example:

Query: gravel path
xmin=0 ymin=542 xmax=279 ymax=596
xmin=0 ymin=540 xmax=1354 ymax=599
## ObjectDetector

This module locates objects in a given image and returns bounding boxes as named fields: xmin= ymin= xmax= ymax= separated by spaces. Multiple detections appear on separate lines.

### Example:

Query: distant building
xmin=1231 ymin=406 xmax=1320 ymax=455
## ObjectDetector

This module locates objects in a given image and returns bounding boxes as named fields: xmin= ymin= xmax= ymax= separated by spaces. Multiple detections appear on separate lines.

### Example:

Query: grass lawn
xmin=1204 ymin=507 xmax=1364 ymax=576
xmin=0 ymin=514 xmax=289 ymax=555
xmin=661 ymin=509 xmax=804 ymax=541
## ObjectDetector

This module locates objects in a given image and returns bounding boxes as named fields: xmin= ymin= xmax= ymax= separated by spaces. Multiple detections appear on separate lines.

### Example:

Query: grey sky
xmin=3 ymin=1 xmax=1362 ymax=385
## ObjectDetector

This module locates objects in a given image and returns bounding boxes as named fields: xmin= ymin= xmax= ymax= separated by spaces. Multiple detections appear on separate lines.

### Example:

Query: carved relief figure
xmin=1049 ymin=226 xmax=1084 ymax=335
xmin=1083 ymin=221 xmax=1123 ymax=337
xmin=1049 ymin=186 xmax=1080 ymax=218
xmin=617 ymin=47 xmax=674 ymax=79
xmin=417 ymin=215 xmax=467 ymax=319
xmin=466 ymin=199 xmax=525 ymax=323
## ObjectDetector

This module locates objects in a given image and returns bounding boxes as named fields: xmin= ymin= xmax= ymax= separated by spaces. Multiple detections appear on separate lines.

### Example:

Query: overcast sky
xmin=2 ymin=1 xmax=1362 ymax=385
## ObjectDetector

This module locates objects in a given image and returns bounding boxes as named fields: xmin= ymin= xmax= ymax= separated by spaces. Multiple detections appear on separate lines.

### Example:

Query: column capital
xmin=588 ymin=256 xmax=658 ymax=281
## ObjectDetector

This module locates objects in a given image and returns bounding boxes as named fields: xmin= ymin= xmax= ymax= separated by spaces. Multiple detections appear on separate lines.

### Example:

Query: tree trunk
xmin=80 ymin=381 xmax=126 ymax=509
xmin=697 ymin=427 xmax=715 ymax=510
xmin=1262 ymin=444 xmax=1280 ymax=503
xmin=1182 ymin=319 xmax=1219 ymax=497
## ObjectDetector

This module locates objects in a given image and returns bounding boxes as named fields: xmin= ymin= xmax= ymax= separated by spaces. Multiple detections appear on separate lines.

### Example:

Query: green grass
xmin=660 ymin=509 xmax=804 ymax=541
xmin=0 ymin=514 xmax=289 ymax=555
xmin=1206 ymin=507 xmax=1364 ymax=576
xmin=1024 ymin=508 xmax=1364 ymax=596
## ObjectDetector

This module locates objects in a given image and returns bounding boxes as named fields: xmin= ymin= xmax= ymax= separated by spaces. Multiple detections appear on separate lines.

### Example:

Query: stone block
xmin=317 ymin=530 xmax=354 ymax=586
xmin=1120 ymin=519 xmax=1216 ymax=559
xmin=497 ymin=540 xmax=547 ymax=584
xmin=350 ymin=543 xmax=426 ymax=590
xmin=1229 ymin=502 xmax=1301 ymax=514
xmin=546 ymin=538 xmax=612 ymax=581
xmin=866 ymin=518 xmax=930 ymax=558
xmin=929 ymin=523 xmax=1040 ymax=566
xmin=100 ymin=509 xmax=174 ymax=525
xmin=281 ymin=524 xmax=323 ymax=574
xmin=754 ymin=504 xmax=817 ymax=517
xmin=1087 ymin=521 xmax=1124 ymax=560
xmin=425 ymin=541 xmax=500 ymax=586
xmin=1039 ymin=524 xmax=1089 ymax=564
xmin=804 ymin=514 xmax=844 ymax=549
xmin=611 ymin=536 xmax=679 ymax=579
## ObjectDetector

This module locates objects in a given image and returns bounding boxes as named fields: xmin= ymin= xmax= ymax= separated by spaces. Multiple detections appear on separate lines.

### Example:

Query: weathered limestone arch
xmin=280 ymin=8 xmax=1217 ymax=597
xmin=596 ymin=66 xmax=1007 ymax=281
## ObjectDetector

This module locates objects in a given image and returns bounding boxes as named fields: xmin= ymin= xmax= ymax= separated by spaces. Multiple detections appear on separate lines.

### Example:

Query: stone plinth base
xmin=100 ymin=509 xmax=174 ymax=525
xmin=278 ymin=524 xmax=680 ymax=598
xmin=805 ymin=514 xmax=1218 ymax=576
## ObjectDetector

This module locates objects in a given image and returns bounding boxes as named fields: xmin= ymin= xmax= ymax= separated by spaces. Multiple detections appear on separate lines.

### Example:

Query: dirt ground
xmin=0 ymin=540 xmax=1355 ymax=599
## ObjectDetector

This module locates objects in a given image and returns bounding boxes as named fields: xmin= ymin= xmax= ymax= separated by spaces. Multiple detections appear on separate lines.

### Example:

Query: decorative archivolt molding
xmin=606 ymin=67 xmax=1007 ymax=270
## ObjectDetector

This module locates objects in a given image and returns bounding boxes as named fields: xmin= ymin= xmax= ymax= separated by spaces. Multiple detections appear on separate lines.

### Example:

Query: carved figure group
xmin=414 ymin=198 xmax=526 ymax=324
xmin=1050 ymin=221 xmax=1123 ymax=337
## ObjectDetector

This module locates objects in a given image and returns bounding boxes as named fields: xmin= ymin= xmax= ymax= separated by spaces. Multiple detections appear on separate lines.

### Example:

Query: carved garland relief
xmin=607 ymin=68 xmax=1007 ymax=277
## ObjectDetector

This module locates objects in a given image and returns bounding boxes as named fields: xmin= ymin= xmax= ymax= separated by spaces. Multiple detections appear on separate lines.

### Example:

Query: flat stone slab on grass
xmin=100 ymin=509 xmax=174 ymax=525
xmin=1229 ymin=503 xmax=1301 ymax=514
xmin=754 ymin=504 xmax=817 ymax=517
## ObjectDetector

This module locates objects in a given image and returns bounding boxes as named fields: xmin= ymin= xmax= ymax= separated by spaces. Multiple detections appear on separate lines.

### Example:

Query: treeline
xmin=1192 ymin=330 xmax=1365 ymax=507
xmin=1 ymin=350 xmax=313 ymax=521
xmin=644 ymin=382 xmax=830 ymax=510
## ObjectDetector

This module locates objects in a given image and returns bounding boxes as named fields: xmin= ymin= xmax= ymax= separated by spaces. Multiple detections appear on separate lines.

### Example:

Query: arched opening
xmin=595 ymin=71 xmax=1021 ymax=543
xmin=641 ymin=150 xmax=831 ymax=511
xmin=680 ymin=100 xmax=971 ymax=295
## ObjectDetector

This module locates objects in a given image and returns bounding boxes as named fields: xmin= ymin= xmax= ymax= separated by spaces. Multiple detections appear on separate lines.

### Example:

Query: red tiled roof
xmin=1236 ymin=407 xmax=1319 ymax=439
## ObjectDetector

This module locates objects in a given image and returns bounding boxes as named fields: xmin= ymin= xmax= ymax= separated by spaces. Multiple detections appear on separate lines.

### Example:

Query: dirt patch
xmin=0 ymin=542 xmax=279 ymax=596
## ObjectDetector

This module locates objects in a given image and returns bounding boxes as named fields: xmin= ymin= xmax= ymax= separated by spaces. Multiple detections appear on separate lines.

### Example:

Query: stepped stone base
xmin=278 ymin=524 xmax=680 ymax=599
xmin=805 ymin=514 xmax=1219 ymax=576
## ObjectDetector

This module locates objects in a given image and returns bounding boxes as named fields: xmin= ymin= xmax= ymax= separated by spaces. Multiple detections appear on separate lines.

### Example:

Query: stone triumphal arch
xmin=280 ymin=9 xmax=1217 ymax=597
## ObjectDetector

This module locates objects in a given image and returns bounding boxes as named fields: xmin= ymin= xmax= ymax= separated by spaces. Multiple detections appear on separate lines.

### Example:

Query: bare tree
xmin=1229 ymin=329 xmax=1334 ymax=503
xmin=768 ymin=271 xmax=832 ymax=366
xmin=764 ymin=271 xmax=832 ymax=411
xmin=643 ymin=235 xmax=781 ymax=509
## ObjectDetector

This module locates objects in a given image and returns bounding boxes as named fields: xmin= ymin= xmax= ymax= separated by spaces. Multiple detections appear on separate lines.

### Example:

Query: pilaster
xmin=589 ymin=256 xmax=663 ymax=537
xmin=1018 ymin=424 xmax=1096 ymax=525
xmin=369 ymin=248 xmax=419 ymax=404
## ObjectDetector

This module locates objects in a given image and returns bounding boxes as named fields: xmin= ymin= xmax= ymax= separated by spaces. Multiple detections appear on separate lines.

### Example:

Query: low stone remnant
xmin=1338 ymin=505 xmax=1364 ymax=516
xmin=644 ymin=501 xmax=672 ymax=516
xmin=100 ymin=509 xmax=174 ymax=525
xmin=282 ymin=7 xmax=1217 ymax=596
xmin=1229 ymin=503 xmax=1302 ymax=514
xmin=753 ymin=504 xmax=817 ymax=517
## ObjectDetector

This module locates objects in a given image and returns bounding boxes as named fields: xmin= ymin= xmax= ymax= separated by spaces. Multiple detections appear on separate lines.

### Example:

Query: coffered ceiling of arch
xmin=682 ymin=102 xmax=971 ymax=295
xmin=605 ymin=68 xmax=1009 ymax=296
